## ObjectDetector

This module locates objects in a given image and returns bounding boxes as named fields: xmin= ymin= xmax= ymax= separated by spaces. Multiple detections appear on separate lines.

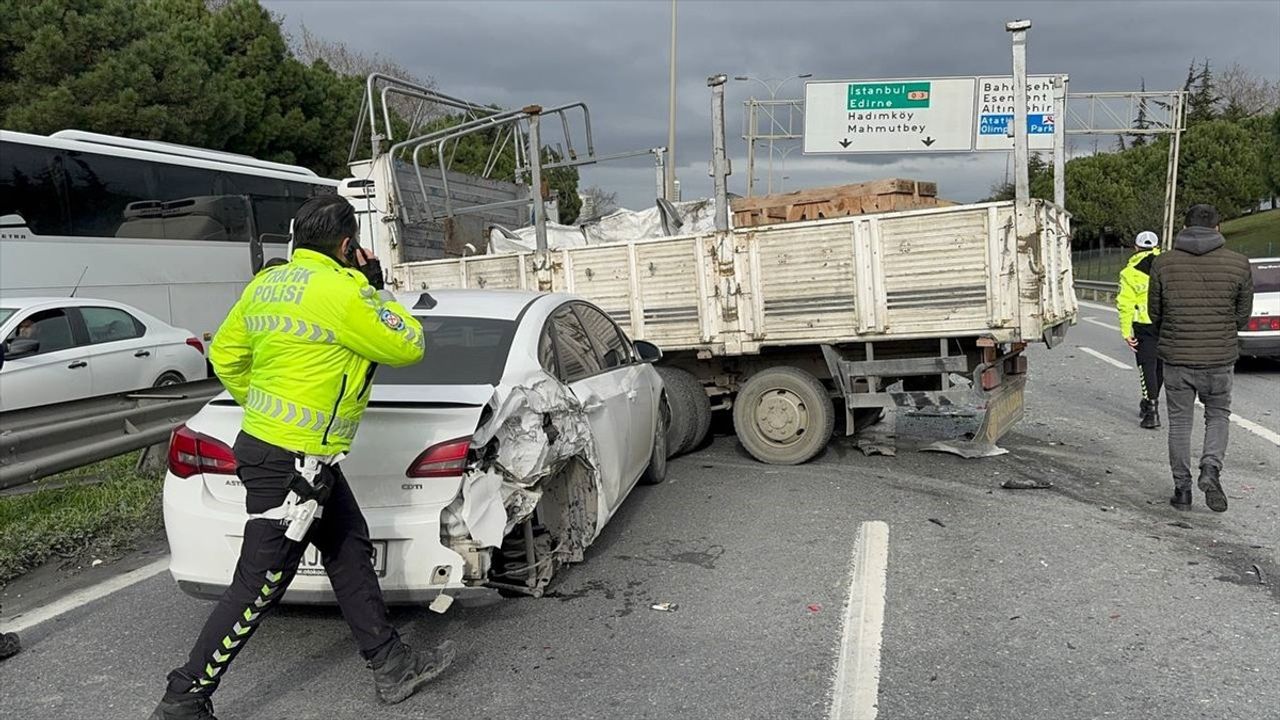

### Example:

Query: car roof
xmin=392 ymin=289 xmax=560 ymax=321
xmin=0 ymin=296 xmax=132 ymax=310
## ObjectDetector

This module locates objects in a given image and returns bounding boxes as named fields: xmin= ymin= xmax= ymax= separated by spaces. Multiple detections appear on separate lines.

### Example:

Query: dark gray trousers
xmin=1163 ymin=363 xmax=1234 ymax=490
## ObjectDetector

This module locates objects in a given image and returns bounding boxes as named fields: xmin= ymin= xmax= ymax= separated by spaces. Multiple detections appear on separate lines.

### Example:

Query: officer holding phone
xmin=150 ymin=195 xmax=453 ymax=720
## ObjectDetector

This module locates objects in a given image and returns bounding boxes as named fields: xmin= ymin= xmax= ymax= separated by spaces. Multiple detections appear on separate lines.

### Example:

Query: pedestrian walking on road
xmin=1117 ymin=230 xmax=1164 ymax=429
xmin=1148 ymin=204 xmax=1253 ymax=512
xmin=149 ymin=196 xmax=454 ymax=720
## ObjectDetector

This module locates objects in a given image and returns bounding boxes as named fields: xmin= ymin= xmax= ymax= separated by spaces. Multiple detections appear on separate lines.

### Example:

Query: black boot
xmin=148 ymin=695 xmax=217 ymax=720
xmin=1170 ymin=487 xmax=1192 ymax=509
xmin=1198 ymin=464 xmax=1227 ymax=513
xmin=1140 ymin=400 xmax=1161 ymax=429
xmin=371 ymin=640 xmax=456 ymax=705
xmin=1139 ymin=399 xmax=1150 ymax=418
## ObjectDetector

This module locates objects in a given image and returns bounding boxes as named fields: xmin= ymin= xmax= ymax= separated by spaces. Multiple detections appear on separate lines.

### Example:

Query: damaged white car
xmin=163 ymin=289 xmax=669 ymax=603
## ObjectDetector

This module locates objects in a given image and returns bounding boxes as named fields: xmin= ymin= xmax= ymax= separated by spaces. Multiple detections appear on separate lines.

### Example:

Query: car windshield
xmin=0 ymin=308 xmax=14 ymax=326
xmin=1252 ymin=262 xmax=1280 ymax=294
xmin=376 ymin=316 xmax=517 ymax=386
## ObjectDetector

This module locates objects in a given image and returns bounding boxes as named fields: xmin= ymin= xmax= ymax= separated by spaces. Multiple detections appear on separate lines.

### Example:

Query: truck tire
xmin=733 ymin=367 xmax=835 ymax=465
xmin=656 ymin=367 xmax=696 ymax=457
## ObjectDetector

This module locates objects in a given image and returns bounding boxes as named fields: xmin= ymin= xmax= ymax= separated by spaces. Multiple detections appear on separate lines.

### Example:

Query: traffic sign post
xmin=803 ymin=77 xmax=977 ymax=154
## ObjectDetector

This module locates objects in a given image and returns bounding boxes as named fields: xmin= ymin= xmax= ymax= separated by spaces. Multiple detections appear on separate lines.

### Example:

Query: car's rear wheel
xmin=639 ymin=394 xmax=670 ymax=485
xmin=732 ymin=367 xmax=834 ymax=465
xmin=656 ymin=367 xmax=695 ymax=457
xmin=153 ymin=371 xmax=185 ymax=387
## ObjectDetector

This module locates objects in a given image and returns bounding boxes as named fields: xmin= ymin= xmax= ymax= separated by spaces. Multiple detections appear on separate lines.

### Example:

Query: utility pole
xmin=666 ymin=0 xmax=677 ymax=200
xmin=1006 ymin=20 xmax=1035 ymax=253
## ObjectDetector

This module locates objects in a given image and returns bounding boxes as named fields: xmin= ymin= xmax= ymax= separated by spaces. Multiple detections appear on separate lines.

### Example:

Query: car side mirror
xmin=6 ymin=338 xmax=39 ymax=359
xmin=634 ymin=340 xmax=663 ymax=363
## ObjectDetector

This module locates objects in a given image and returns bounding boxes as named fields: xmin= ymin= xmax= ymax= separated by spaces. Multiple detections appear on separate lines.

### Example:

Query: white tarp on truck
xmin=487 ymin=199 xmax=723 ymax=253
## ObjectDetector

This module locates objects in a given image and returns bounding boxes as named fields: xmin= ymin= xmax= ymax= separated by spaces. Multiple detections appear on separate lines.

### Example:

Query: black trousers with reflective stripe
xmin=165 ymin=432 xmax=399 ymax=698
xmin=1134 ymin=323 xmax=1163 ymax=402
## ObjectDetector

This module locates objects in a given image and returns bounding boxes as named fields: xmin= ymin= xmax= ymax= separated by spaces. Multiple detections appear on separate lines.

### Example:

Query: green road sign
xmin=847 ymin=82 xmax=933 ymax=110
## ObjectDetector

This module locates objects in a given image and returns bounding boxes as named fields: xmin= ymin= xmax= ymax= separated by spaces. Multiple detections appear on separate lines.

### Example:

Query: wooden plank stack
xmin=731 ymin=178 xmax=940 ymax=228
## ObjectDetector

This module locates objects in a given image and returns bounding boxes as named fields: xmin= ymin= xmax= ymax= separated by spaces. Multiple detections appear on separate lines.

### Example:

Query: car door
xmin=0 ymin=307 xmax=92 ymax=411
xmin=75 ymin=305 xmax=157 ymax=395
xmin=546 ymin=304 xmax=631 ymax=513
xmin=572 ymin=303 xmax=657 ymax=488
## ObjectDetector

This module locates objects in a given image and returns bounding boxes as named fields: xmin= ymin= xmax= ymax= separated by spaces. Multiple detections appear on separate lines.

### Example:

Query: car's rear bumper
xmin=163 ymin=472 xmax=483 ymax=606
xmin=1239 ymin=333 xmax=1280 ymax=358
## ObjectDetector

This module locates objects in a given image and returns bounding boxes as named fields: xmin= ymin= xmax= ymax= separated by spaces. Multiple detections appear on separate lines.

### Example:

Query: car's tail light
xmin=168 ymin=424 xmax=237 ymax=478
xmin=185 ymin=337 xmax=205 ymax=355
xmin=406 ymin=436 xmax=472 ymax=478
xmin=1246 ymin=316 xmax=1280 ymax=332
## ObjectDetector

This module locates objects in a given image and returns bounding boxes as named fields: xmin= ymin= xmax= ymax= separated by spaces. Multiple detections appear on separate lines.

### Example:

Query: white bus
xmin=0 ymin=129 xmax=339 ymax=349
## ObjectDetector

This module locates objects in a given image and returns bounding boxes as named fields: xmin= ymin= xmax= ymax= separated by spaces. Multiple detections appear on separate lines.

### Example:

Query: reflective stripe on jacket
xmin=1116 ymin=248 xmax=1160 ymax=338
xmin=209 ymin=249 xmax=425 ymax=454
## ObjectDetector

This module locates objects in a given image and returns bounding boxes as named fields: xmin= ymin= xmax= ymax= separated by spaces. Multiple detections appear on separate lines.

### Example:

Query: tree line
xmin=985 ymin=60 xmax=1280 ymax=246
xmin=0 ymin=0 xmax=583 ymax=222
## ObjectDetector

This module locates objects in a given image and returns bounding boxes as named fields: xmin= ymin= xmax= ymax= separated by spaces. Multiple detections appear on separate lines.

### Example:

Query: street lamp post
xmin=666 ymin=0 xmax=678 ymax=200
xmin=734 ymin=73 xmax=811 ymax=195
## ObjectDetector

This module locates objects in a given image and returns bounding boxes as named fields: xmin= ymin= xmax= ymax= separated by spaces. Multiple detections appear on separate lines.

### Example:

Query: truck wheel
xmin=733 ymin=367 xmax=835 ymax=465
xmin=656 ymin=367 xmax=696 ymax=457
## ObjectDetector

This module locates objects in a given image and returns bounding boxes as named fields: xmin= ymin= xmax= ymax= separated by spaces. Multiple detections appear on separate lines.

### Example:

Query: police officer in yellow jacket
xmin=151 ymin=196 xmax=453 ymax=720
xmin=1117 ymin=230 xmax=1163 ymax=429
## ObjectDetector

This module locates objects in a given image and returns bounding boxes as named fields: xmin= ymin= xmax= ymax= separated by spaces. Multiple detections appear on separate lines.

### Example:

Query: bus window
xmin=62 ymin=150 xmax=158 ymax=238
xmin=0 ymin=141 xmax=69 ymax=235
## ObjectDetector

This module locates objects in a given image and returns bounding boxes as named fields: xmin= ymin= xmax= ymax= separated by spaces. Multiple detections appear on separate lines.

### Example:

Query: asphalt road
xmin=2 ymin=309 xmax=1277 ymax=720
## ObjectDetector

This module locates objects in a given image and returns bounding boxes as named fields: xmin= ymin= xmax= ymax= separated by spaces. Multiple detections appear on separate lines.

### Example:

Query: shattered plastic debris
xmin=650 ymin=602 xmax=679 ymax=612
xmin=449 ymin=371 xmax=600 ymax=549
xmin=921 ymin=440 xmax=1009 ymax=459
xmin=1001 ymin=478 xmax=1053 ymax=490
xmin=429 ymin=593 xmax=454 ymax=614
xmin=806 ymin=603 xmax=823 ymax=614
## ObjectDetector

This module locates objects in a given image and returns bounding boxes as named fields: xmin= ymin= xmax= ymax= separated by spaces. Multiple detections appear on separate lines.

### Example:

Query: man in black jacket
xmin=1148 ymin=204 xmax=1254 ymax=512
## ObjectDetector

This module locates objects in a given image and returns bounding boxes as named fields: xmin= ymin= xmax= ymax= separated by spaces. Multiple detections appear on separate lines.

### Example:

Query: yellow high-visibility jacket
xmin=209 ymin=249 xmax=425 ymax=455
xmin=1116 ymin=248 xmax=1161 ymax=338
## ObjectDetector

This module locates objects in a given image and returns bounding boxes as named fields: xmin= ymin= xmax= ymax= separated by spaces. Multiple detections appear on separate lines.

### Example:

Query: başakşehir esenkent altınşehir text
xmin=846 ymin=81 xmax=931 ymax=135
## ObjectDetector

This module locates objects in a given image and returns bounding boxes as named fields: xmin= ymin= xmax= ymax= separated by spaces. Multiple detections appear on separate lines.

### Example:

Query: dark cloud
xmin=267 ymin=0 xmax=1280 ymax=208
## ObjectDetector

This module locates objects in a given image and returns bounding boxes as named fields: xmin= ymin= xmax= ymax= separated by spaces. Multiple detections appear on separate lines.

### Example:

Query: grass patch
xmin=1222 ymin=209 xmax=1280 ymax=258
xmin=0 ymin=451 xmax=165 ymax=584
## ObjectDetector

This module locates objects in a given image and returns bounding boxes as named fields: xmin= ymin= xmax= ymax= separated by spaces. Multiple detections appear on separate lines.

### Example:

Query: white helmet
xmin=1134 ymin=231 xmax=1159 ymax=249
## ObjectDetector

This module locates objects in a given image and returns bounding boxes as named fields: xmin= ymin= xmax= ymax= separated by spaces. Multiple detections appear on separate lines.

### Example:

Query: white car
xmin=0 ymin=297 xmax=209 ymax=412
xmin=1239 ymin=257 xmax=1280 ymax=359
xmin=163 ymin=289 xmax=669 ymax=604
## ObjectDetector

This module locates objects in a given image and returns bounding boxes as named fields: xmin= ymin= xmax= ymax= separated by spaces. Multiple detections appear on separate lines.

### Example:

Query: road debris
xmin=1251 ymin=564 xmax=1266 ymax=586
xmin=650 ymin=602 xmax=679 ymax=612
xmin=1167 ymin=521 xmax=1193 ymax=530
xmin=806 ymin=603 xmax=823 ymax=614
xmin=928 ymin=518 xmax=946 ymax=528
xmin=429 ymin=593 xmax=454 ymax=614
xmin=921 ymin=440 xmax=1008 ymax=458
xmin=1001 ymin=477 xmax=1053 ymax=490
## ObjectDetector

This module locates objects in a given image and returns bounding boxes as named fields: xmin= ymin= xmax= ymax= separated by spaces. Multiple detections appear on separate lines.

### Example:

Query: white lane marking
xmin=1080 ymin=316 xmax=1118 ymax=331
xmin=1079 ymin=346 xmax=1132 ymax=370
xmin=1077 ymin=299 xmax=1117 ymax=313
xmin=829 ymin=521 xmax=889 ymax=720
xmin=5 ymin=558 xmax=169 ymax=633
xmin=1193 ymin=400 xmax=1280 ymax=448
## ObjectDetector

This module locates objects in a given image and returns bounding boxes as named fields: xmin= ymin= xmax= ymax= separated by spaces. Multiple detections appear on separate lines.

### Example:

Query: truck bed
xmin=391 ymin=199 xmax=1076 ymax=356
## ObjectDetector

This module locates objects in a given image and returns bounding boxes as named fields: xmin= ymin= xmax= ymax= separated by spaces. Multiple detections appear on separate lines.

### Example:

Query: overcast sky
xmin=266 ymin=0 xmax=1280 ymax=210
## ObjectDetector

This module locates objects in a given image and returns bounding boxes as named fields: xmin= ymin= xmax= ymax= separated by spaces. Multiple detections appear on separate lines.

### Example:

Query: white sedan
xmin=163 ymin=289 xmax=668 ymax=604
xmin=0 ymin=296 xmax=209 ymax=412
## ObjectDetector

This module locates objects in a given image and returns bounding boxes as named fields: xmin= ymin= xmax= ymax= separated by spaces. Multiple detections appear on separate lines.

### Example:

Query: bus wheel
xmin=732 ymin=367 xmax=834 ymax=465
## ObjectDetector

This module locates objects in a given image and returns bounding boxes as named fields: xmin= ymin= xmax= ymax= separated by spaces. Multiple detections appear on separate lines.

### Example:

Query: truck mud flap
xmin=972 ymin=373 xmax=1026 ymax=444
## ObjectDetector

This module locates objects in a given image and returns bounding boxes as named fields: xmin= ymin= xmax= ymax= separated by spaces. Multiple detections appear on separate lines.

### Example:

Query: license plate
xmin=297 ymin=540 xmax=387 ymax=578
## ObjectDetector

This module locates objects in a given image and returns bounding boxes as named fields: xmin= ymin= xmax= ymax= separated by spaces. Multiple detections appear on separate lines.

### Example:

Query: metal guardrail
xmin=0 ymin=379 xmax=222 ymax=490
xmin=1074 ymin=279 xmax=1119 ymax=303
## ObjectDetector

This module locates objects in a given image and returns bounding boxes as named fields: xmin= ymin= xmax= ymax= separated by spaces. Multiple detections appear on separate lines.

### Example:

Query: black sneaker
xmin=1170 ymin=488 xmax=1192 ymax=509
xmin=372 ymin=640 xmax=457 ymax=705
xmin=148 ymin=695 xmax=217 ymax=720
xmin=1198 ymin=465 xmax=1227 ymax=513
xmin=0 ymin=632 xmax=19 ymax=660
